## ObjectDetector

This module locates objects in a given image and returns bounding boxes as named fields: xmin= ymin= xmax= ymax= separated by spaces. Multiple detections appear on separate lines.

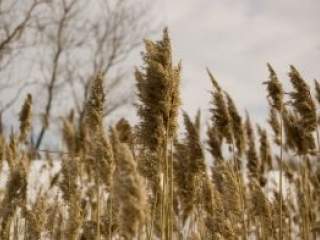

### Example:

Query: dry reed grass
xmin=0 ymin=29 xmax=319 ymax=240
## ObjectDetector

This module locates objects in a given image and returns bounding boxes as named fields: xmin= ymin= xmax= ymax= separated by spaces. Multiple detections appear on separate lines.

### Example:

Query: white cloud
xmin=161 ymin=0 xmax=320 ymax=125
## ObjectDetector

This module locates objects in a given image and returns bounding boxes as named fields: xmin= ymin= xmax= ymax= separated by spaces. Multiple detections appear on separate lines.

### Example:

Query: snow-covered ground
xmin=0 ymin=160 xmax=61 ymax=203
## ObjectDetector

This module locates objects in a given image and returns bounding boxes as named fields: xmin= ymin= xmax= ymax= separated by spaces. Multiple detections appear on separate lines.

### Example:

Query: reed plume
xmin=207 ymin=69 xmax=232 ymax=144
xmin=18 ymin=94 xmax=32 ymax=143
xmin=289 ymin=66 xmax=317 ymax=134
xmin=0 ymin=163 xmax=27 ymax=240
xmin=113 ymin=142 xmax=146 ymax=239
xmin=249 ymin=180 xmax=273 ymax=239
xmin=257 ymin=125 xmax=273 ymax=185
xmin=245 ymin=113 xmax=259 ymax=180
xmin=226 ymin=93 xmax=246 ymax=158
xmin=116 ymin=118 xmax=135 ymax=151
xmin=211 ymin=162 xmax=242 ymax=238
xmin=264 ymin=63 xmax=284 ymax=112
xmin=182 ymin=111 xmax=206 ymax=176
xmin=135 ymin=28 xmax=180 ymax=152
xmin=174 ymin=111 xmax=206 ymax=223
xmin=314 ymin=79 xmax=320 ymax=105
xmin=24 ymin=195 xmax=47 ymax=240
xmin=60 ymin=156 xmax=82 ymax=240
xmin=268 ymin=107 xmax=281 ymax=145
xmin=135 ymin=28 xmax=181 ymax=239
xmin=264 ymin=63 xmax=285 ymax=240
xmin=84 ymin=73 xmax=105 ymax=133
xmin=62 ymin=116 xmax=77 ymax=155
xmin=207 ymin=125 xmax=223 ymax=164
xmin=84 ymin=72 xmax=115 ymax=240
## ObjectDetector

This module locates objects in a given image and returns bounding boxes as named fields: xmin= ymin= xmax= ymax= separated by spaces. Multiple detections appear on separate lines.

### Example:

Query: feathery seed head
xmin=19 ymin=94 xmax=32 ymax=143
xmin=264 ymin=63 xmax=284 ymax=112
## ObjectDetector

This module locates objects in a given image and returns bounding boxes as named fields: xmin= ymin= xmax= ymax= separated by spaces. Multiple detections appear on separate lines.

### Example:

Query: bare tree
xmin=0 ymin=0 xmax=154 ymax=149
xmin=29 ymin=0 xmax=154 ymax=149
xmin=0 ymin=0 xmax=43 ymax=113
xmin=66 ymin=0 xmax=151 ymax=119
xmin=32 ymin=0 xmax=82 ymax=149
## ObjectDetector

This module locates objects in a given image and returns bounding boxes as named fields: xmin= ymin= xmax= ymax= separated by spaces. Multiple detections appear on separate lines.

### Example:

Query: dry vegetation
xmin=1 ymin=28 xmax=320 ymax=240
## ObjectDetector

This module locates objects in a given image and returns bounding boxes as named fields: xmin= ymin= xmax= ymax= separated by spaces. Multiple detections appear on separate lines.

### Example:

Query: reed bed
xmin=0 ymin=29 xmax=320 ymax=240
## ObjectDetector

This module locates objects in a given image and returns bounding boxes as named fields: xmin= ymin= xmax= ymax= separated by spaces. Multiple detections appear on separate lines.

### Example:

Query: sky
xmin=2 ymin=0 xmax=320 ymax=148
xmin=151 ymin=0 xmax=320 ymax=125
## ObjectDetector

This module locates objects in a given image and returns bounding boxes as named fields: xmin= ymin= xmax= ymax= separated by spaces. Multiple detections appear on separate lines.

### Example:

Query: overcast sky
xmin=3 ymin=0 xmax=320 ymax=144
xmin=151 ymin=0 xmax=320 ymax=125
